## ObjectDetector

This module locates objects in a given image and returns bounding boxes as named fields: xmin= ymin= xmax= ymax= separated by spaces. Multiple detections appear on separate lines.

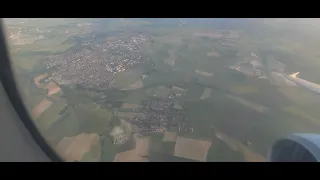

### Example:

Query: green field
xmin=149 ymin=134 xmax=175 ymax=155
xmin=100 ymin=136 xmax=116 ymax=162
xmin=113 ymin=69 xmax=142 ymax=89
xmin=207 ymin=138 xmax=244 ymax=162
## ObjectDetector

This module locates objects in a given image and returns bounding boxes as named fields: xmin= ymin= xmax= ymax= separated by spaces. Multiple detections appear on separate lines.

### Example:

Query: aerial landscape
xmin=4 ymin=18 xmax=320 ymax=162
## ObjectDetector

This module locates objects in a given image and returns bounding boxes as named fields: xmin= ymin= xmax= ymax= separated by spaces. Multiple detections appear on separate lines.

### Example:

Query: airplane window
xmin=3 ymin=18 xmax=320 ymax=162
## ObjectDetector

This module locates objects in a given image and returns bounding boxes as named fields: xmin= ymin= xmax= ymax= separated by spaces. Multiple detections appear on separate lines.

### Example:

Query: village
xmin=130 ymin=92 xmax=191 ymax=137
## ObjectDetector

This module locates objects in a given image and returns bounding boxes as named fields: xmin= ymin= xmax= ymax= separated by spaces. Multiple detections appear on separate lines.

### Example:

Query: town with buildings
xmin=44 ymin=33 xmax=151 ymax=90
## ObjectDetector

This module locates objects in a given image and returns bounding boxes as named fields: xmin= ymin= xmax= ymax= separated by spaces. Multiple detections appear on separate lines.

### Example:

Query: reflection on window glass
xmin=3 ymin=18 xmax=320 ymax=162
